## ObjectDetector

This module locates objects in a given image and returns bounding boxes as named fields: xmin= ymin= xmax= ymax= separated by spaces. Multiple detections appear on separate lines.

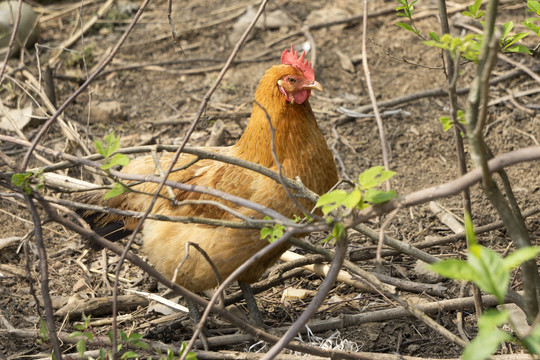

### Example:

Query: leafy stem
xmin=94 ymin=132 xmax=131 ymax=199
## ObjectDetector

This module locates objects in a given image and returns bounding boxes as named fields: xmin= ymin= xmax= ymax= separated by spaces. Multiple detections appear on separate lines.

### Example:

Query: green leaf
xmin=502 ymin=31 xmax=530 ymax=49
xmin=121 ymin=351 xmax=140 ymax=359
xmin=104 ymin=182 xmax=130 ymax=200
xmin=113 ymin=153 xmax=130 ymax=166
xmin=10 ymin=171 xmax=39 ymax=194
xmin=431 ymin=217 xmax=514 ymax=303
xmin=342 ymin=187 xmax=362 ymax=209
xmin=525 ymin=16 xmax=540 ymax=23
xmin=179 ymin=341 xmax=198 ymax=360
xmin=316 ymin=190 xmax=350 ymax=215
xmin=463 ymin=327 xmax=512 ymax=360
xmin=463 ymin=0 xmax=484 ymax=19
xmin=364 ymin=189 xmax=397 ymax=204
xmin=510 ymin=32 xmax=530 ymax=44
xmin=260 ymin=227 xmax=272 ymax=240
xmin=11 ymin=172 xmax=31 ymax=186
xmin=439 ymin=116 xmax=453 ymax=131
xmin=463 ymin=309 xmax=512 ymax=360
xmin=523 ymin=323 xmax=540 ymax=354
xmin=396 ymin=22 xmax=417 ymax=34
xmin=478 ymin=308 xmax=509 ymax=331
xmin=501 ymin=21 xmax=514 ymax=40
xmin=428 ymin=31 xmax=440 ymax=41
xmin=528 ymin=0 xmax=540 ymax=12
xmin=120 ymin=330 xmax=128 ymax=343
xmin=522 ymin=20 xmax=540 ymax=35
xmin=260 ymin=217 xmax=285 ymax=243
xmin=505 ymin=44 xmax=533 ymax=54
xmin=469 ymin=0 xmax=482 ymax=14
xmin=358 ymin=166 xmax=395 ymax=189
xmin=132 ymin=340 xmax=150 ymax=350
xmin=76 ymin=339 xmax=86 ymax=358
xmin=468 ymin=244 xmax=509 ymax=303
xmin=333 ymin=222 xmax=345 ymax=240
xmin=70 ymin=331 xmax=83 ymax=338
xmin=428 ymin=259 xmax=477 ymax=281
xmin=95 ymin=132 xmax=123 ymax=159
xmin=324 ymin=221 xmax=345 ymax=243
xmin=503 ymin=246 xmax=540 ymax=270
xmin=457 ymin=109 xmax=465 ymax=123
xmin=101 ymin=153 xmax=130 ymax=170
xmin=104 ymin=132 xmax=121 ymax=156
xmin=83 ymin=331 xmax=94 ymax=340
xmin=94 ymin=139 xmax=105 ymax=157
xmin=423 ymin=40 xmax=446 ymax=50
xmin=127 ymin=332 xmax=142 ymax=341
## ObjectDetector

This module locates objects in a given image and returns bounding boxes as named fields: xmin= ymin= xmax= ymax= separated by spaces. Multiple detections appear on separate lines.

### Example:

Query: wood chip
xmin=281 ymin=287 xmax=314 ymax=302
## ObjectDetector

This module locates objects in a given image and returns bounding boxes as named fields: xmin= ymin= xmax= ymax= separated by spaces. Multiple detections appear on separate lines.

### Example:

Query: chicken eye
xmin=288 ymin=77 xmax=297 ymax=84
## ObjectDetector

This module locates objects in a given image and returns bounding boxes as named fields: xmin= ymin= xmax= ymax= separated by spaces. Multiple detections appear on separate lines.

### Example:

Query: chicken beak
xmin=303 ymin=80 xmax=323 ymax=92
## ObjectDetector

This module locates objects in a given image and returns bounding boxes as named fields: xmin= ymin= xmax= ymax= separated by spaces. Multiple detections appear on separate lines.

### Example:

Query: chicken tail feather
xmin=75 ymin=190 xmax=134 ymax=248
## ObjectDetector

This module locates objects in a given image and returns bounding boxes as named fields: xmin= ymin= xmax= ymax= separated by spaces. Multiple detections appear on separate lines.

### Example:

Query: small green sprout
xmin=429 ymin=213 xmax=540 ymax=360
xmin=439 ymin=109 xmax=465 ymax=133
xmin=95 ymin=132 xmax=131 ymax=199
xmin=316 ymin=166 xmax=396 ymax=216
xmin=11 ymin=170 xmax=44 ymax=194
xmin=316 ymin=166 xmax=397 ymax=243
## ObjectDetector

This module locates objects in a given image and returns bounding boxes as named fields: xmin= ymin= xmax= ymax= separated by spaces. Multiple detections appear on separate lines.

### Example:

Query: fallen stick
xmin=280 ymin=251 xmax=446 ymax=296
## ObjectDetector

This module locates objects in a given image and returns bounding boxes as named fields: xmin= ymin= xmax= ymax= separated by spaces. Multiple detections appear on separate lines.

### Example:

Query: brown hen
xmin=80 ymin=46 xmax=338 ymax=314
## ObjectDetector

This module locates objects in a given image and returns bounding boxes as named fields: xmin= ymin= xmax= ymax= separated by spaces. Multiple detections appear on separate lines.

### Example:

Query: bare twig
xmin=0 ymin=0 xmax=23 ymax=84
xmin=353 ymin=222 xmax=440 ymax=264
xmin=361 ymin=0 xmax=391 ymax=177
xmin=376 ymin=209 xmax=398 ymax=264
xmin=173 ymin=241 xmax=224 ymax=307
xmin=23 ymin=193 xmax=62 ymax=360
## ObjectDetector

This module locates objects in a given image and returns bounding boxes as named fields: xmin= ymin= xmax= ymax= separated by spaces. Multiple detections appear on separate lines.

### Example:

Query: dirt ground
xmin=1 ymin=0 xmax=540 ymax=358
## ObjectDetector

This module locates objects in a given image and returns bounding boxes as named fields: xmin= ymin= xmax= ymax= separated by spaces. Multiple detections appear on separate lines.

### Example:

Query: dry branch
xmin=54 ymin=294 xmax=149 ymax=318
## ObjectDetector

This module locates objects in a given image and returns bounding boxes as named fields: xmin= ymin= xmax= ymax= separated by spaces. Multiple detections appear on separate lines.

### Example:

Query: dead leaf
xmin=0 ymin=103 xmax=34 ymax=131
xmin=336 ymin=50 xmax=355 ymax=73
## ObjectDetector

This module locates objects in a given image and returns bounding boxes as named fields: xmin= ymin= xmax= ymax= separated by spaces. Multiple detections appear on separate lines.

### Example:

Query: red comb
xmin=281 ymin=45 xmax=315 ymax=81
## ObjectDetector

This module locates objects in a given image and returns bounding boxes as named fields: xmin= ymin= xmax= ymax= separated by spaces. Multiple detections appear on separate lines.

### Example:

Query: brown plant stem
xmin=465 ymin=0 xmax=539 ymax=320
xmin=23 ymin=193 xmax=62 ymax=360
xmin=436 ymin=0 xmax=482 ymax=319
